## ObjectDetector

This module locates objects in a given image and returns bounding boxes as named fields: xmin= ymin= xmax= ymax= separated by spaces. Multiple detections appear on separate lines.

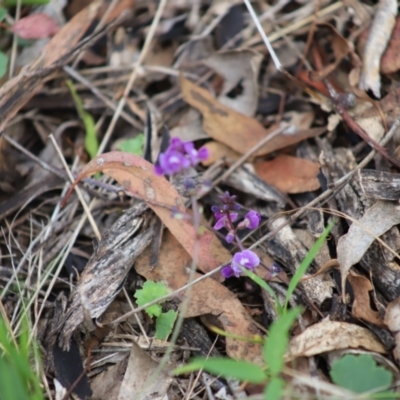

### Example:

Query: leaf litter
xmin=3 ymin=0 xmax=400 ymax=399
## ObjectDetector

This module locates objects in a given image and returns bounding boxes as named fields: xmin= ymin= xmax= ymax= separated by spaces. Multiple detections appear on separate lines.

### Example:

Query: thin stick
xmin=243 ymin=0 xmax=282 ymax=70
xmin=49 ymin=134 xmax=101 ymax=241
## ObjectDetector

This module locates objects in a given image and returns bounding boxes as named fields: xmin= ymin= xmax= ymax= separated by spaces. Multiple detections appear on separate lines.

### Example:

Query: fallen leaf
xmin=135 ymin=231 xmax=263 ymax=364
xmin=337 ymin=200 xmax=400 ymax=299
xmin=288 ymin=320 xmax=386 ymax=360
xmin=118 ymin=342 xmax=172 ymax=400
xmin=64 ymin=152 xmax=232 ymax=276
xmin=310 ymin=23 xmax=357 ymax=80
xmin=203 ymin=49 xmax=262 ymax=116
xmin=254 ymin=155 xmax=321 ymax=194
xmin=202 ymin=141 xmax=242 ymax=166
xmin=348 ymin=272 xmax=384 ymax=327
xmin=180 ymin=76 xmax=325 ymax=156
xmin=10 ymin=13 xmax=59 ymax=39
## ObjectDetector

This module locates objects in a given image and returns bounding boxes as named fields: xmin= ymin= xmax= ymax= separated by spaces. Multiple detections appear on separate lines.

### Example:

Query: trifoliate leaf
xmin=134 ymin=281 xmax=171 ymax=318
xmin=155 ymin=310 xmax=177 ymax=340
xmin=330 ymin=354 xmax=392 ymax=394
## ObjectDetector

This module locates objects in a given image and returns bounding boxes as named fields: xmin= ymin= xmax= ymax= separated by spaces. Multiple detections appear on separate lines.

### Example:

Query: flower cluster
xmin=212 ymin=192 xmax=261 ymax=278
xmin=155 ymin=137 xmax=209 ymax=176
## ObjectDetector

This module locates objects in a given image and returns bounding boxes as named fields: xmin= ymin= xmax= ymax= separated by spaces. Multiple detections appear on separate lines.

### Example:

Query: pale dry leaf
xmin=254 ymin=155 xmax=321 ymax=194
xmin=337 ymin=200 xmax=400 ymax=297
xmin=135 ymin=231 xmax=264 ymax=364
xmin=358 ymin=16 xmax=400 ymax=75
xmin=359 ymin=0 xmax=397 ymax=98
xmin=180 ymin=76 xmax=326 ymax=156
xmin=348 ymin=271 xmax=384 ymax=326
xmin=287 ymin=320 xmax=386 ymax=360
xmin=203 ymin=49 xmax=262 ymax=116
xmin=118 ymin=342 xmax=172 ymax=400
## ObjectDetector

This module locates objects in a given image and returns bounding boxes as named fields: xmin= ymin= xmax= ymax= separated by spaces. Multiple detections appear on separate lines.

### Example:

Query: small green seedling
xmin=134 ymin=281 xmax=177 ymax=340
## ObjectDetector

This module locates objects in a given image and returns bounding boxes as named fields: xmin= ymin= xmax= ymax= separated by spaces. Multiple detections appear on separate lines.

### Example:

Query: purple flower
xmin=183 ymin=142 xmax=209 ymax=165
xmin=221 ymin=250 xmax=260 ymax=278
xmin=221 ymin=266 xmax=235 ymax=278
xmin=213 ymin=211 xmax=238 ymax=230
xmin=225 ymin=230 xmax=235 ymax=243
xmin=238 ymin=210 xmax=261 ymax=230
xmin=155 ymin=150 xmax=190 ymax=176
xmin=232 ymin=250 xmax=260 ymax=274
xmin=154 ymin=138 xmax=209 ymax=176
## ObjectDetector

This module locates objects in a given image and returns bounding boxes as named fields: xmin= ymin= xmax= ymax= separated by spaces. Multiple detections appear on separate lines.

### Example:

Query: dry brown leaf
xmin=287 ymin=320 xmax=386 ymax=360
xmin=359 ymin=0 xmax=397 ymax=98
xmin=0 ymin=0 xmax=134 ymax=131
xmin=203 ymin=49 xmax=262 ymax=116
xmin=254 ymin=155 xmax=321 ymax=194
xmin=180 ymin=76 xmax=325 ymax=156
xmin=337 ymin=200 xmax=400 ymax=299
xmin=135 ymin=231 xmax=263 ymax=364
xmin=65 ymin=152 xmax=231 ymax=277
xmin=202 ymin=141 xmax=242 ymax=166
xmin=348 ymin=272 xmax=384 ymax=327
xmin=310 ymin=23 xmax=355 ymax=80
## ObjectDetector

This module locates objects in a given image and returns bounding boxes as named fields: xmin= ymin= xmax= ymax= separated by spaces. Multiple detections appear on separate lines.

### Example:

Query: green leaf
xmin=155 ymin=310 xmax=177 ymax=340
xmin=134 ymin=281 xmax=171 ymax=318
xmin=0 ymin=7 xmax=7 ymax=22
xmin=264 ymin=377 xmax=284 ymax=400
xmin=66 ymin=80 xmax=98 ymax=159
xmin=117 ymin=134 xmax=144 ymax=155
xmin=284 ymin=219 xmax=334 ymax=311
xmin=0 ymin=51 xmax=8 ymax=79
xmin=264 ymin=307 xmax=302 ymax=375
xmin=330 ymin=354 xmax=392 ymax=395
xmin=174 ymin=357 xmax=266 ymax=383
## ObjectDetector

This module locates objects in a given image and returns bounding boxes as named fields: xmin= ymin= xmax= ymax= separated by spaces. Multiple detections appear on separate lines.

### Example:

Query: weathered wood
xmin=360 ymin=169 xmax=400 ymax=200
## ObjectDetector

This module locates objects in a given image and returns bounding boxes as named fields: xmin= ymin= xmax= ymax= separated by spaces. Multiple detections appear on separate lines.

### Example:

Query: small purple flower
xmin=155 ymin=150 xmax=190 ymax=176
xmin=221 ymin=266 xmax=235 ymax=278
xmin=221 ymin=250 xmax=260 ymax=278
xmin=154 ymin=138 xmax=209 ymax=176
xmin=183 ymin=142 xmax=209 ymax=165
xmin=225 ymin=230 xmax=235 ymax=243
xmin=213 ymin=211 xmax=238 ymax=230
xmin=232 ymin=250 xmax=260 ymax=274
xmin=238 ymin=210 xmax=261 ymax=230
